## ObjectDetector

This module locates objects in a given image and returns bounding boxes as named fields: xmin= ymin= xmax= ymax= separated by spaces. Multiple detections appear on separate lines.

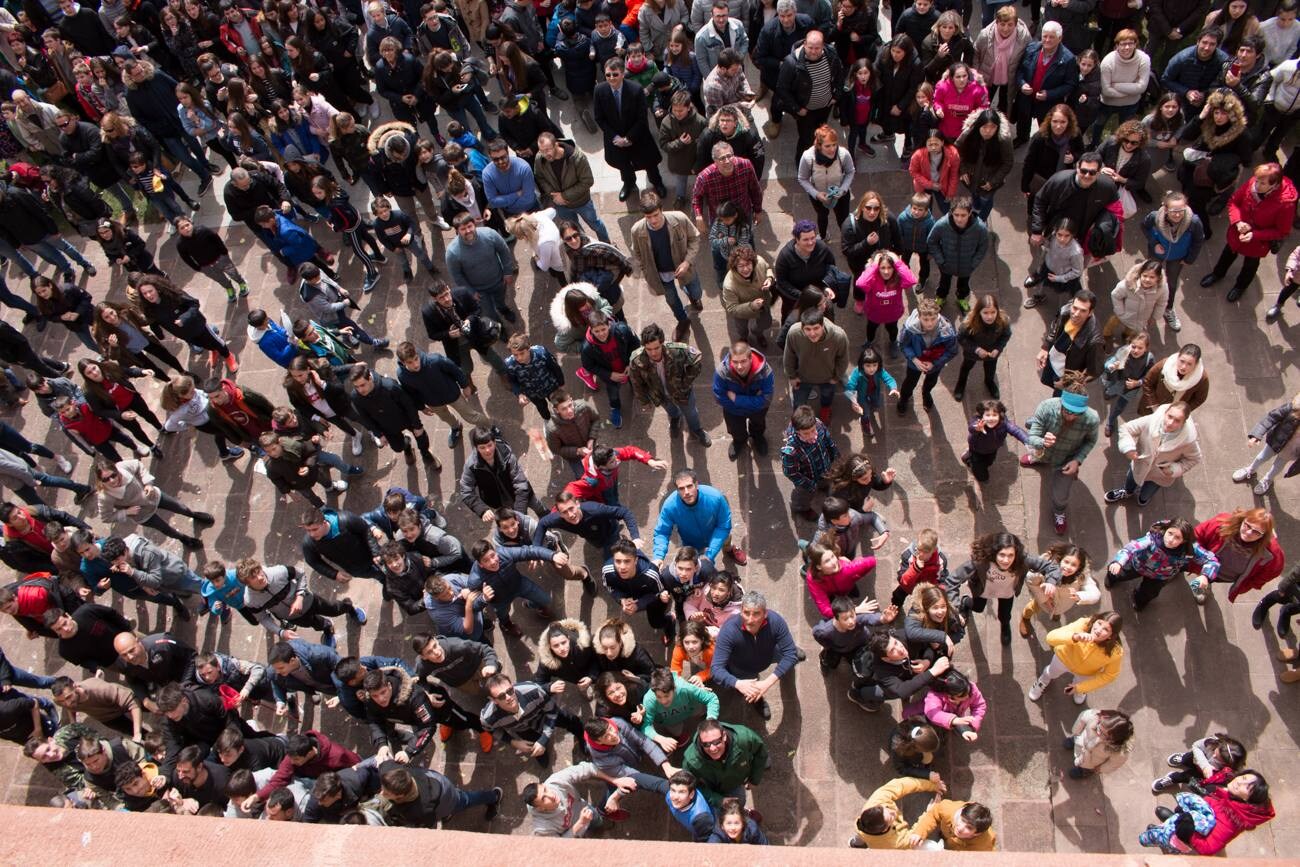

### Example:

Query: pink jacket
xmin=805 ymin=555 xmax=877 ymax=619
xmin=856 ymin=259 xmax=917 ymax=324
xmin=915 ymin=684 xmax=987 ymax=731
xmin=932 ymin=79 xmax=988 ymax=141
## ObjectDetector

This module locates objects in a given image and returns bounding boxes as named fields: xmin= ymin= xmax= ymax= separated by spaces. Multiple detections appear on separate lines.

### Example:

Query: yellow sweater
xmin=912 ymin=799 xmax=997 ymax=851
xmin=855 ymin=776 xmax=940 ymax=849
xmin=1045 ymin=617 xmax=1125 ymax=694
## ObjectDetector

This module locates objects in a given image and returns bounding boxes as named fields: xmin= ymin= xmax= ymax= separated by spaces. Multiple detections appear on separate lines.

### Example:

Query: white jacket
xmin=1099 ymin=49 xmax=1151 ymax=107
xmin=1116 ymin=403 xmax=1203 ymax=487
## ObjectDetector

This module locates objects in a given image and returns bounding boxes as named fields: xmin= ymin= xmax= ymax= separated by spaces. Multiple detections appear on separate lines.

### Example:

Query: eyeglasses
xmin=1241 ymin=521 xmax=1265 ymax=537
xmin=605 ymin=71 xmax=622 ymax=78
xmin=699 ymin=737 xmax=725 ymax=749
xmin=1077 ymin=168 xmax=1099 ymax=176
xmin=562 ymin=233 xmax=580 ymax=241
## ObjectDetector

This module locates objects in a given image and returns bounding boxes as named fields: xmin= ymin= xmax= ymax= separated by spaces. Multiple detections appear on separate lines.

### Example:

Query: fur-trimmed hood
xmin=366 ymin=120 xmax=417 ymax=156
xmin=537 ymin=618 xmax=592 ymax=671
xmin=548 ymin=281 xmax=602 ymax=334
xmin=599 ymin=617 xmax=638 ymax=659
xmin=955 ymin=107 xmax=1013 ymax=147
xmin=1119 ymin=260 xmax=1169 ymax=295
xmin=379 ymin=665 xmax=416 ymax=704
xmin=1198 ymin=91 xmax=1248 ymax=151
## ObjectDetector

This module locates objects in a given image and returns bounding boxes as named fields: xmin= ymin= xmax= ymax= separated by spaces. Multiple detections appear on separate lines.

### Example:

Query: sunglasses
xmin=1077 ymin=168 xmax=1099 ymax=176
xmin=491 ymin=687 xmax=517 ymax=701
xmin=699 ymin=737 xmax=725 ymax=748
xmin=562 ymin=233 xmax=580 ymax=241
xmin=863 ymin=204 xmax=881 ymax=211
xmin=605 ymin=71 xmax=622 ymax=78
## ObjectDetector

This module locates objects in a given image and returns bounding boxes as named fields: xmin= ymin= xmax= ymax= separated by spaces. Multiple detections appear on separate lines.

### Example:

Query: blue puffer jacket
xmin=712 ymin=349 xmax=775 ymax=417
xmin=897 ymin=207 xmax=935 ymax=255
xmin=1141 ymin=209 xmax=1205 ymax=265
xmin=260 ymin=214 xmax=320 ymax=266
xmin=1161 ymin=45 xmax=1229 ymax=97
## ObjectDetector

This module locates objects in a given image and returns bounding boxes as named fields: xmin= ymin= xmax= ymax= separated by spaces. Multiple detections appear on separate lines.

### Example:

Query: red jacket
xmin=1189 ymin=786 xmax=1275 ymax=856
xmin=908 ymin=144 xmax=959 ymax=199
xmin=219 ymin=15 xmax=265 ymax=58
xmin=1226 ymin=176 xmax=1298 ymax=259
xmin=563 ymin=445 xmax=654 ymax=502
xmin=1192 ymin=512 xmax=1286 ymax=601
xmin=257 ymin=730 xmax=359 ymax=800
xmin=58 ymin=402 xmax=114 ymax=446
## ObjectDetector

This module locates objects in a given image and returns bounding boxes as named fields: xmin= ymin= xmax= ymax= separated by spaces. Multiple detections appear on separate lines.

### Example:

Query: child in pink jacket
xmin=804 ymin=541 xmax=878 ymax=619
xmin=931 ymin=64 xmax=988 ymax=141
xmin=914 ymin=669 xmax=987 ymax=742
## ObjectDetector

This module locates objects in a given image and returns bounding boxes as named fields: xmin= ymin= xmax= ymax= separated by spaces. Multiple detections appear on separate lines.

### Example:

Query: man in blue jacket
xmin=468 ymin=539 xmax=566 ymax=637
xmin=710 ymin=590 xmax=803 ymax=720
xmin=268 ymin=639 xmax=341 ymax=716
xmin=653 ymin=469 xmax=744 ymax=568
xmin=1162 ymin=29 xmax=1230 ymax=120
xmin=1012 ymin=22 xmax=1077 ymax=144
xmin=246 ymin=310 xmax=298 ymax=368
xmin=712 ymin=340 xmax=774 ymax=461
xmin=483 ymin=140 xmax=540 ymax=217
xmin=254 ymin=205 xmax=337 ymax=282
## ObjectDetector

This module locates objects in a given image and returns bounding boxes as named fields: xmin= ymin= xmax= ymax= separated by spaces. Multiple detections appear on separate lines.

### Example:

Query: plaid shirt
xmin=691 ymin=158 xmax=762 ymax=223
xmin=563 ymin=239 xmax=633 ymax=283
xmin=702 ymin=65 xmax=756 ymax=116
xmin=780 ymin=422 xmax=840 ymax=490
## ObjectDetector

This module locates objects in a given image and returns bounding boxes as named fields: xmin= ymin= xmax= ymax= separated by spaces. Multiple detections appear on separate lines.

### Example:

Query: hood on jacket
xmin=716 ymin=348 xmax=770 ymax=384
xmin=1199 ymin=90 xmax=1248 ymax=149
xmin=381 ymin=665 xmax=416 ymax=705
xmin=1210 ymin=788 xmax=1275 ymax=835
xmin=367 ymin=120 xmax=417 ymax=157
xmin=955 ymin=108 xmax=1013 ymax=148
xmin=1119 ymin=260 xmax=1169 ymax=295
xmin=706 ymin=107 xmax=752 ymax=134
xmin=901 ymin=307 xmax=957 ymax=340
xmin=602 ymin=618 xmax=637 ymax=659
xmin=548 ymin=281 xmax=603 ymax=333
xmin=537 ymin=618 xmax=592 ymax=670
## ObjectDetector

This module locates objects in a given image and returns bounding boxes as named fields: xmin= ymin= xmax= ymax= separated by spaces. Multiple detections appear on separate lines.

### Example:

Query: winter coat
xmin=1097 ymin=135 xmax=1153 ymax=196
xmin=628 ymin=341 xmax=703 ymax=406
xmin=721 ymin=255 xmax=773 ymax=320
xmin=1045 ymin=617 xmax=1124 ymax=693
xmin=350 ymin=372 xmax=422 ymax=443
xmin=972 ymin=19 xmax=1031 ymax=86
xmin=1040 ymin=303 xmax=1105 ymax=379
xmin=629 ymin=209 xmax=701 ymax=286
xmin=873 ymin=46 xmax=925 ymax=122
xmin=682 ymin=722 xmax=768 ymax=806
xmin=533 ymin=143 xmax=599 ymax=209
xmin=593 ymin=79 xmax=662 ymax=172
xmin=1138 ymin=353 xmax=1210 ymax=415
xmin=898 ymin=308 xmax=958 ymax=371
xmin=549 ymin=282 xmax=612 ymax=354
xmin=1025 ymin=396 xmax=1101 ymax=468
xmin=921 ymin=684 xmax=987 ymax=732
xmin=1117 ymin=403 xmax=1204 ymax=488
xmin=544 ymin=400 xmax=600 ymax=463
xmin=1113 ymin=528 xmax=1220 ymax=583
xmin=926 ymin=213 xmax=989 ymax=277
xmin=947 ymin=552 xmax=1062 ymax=605
xmin=857 ymin=259 xmax=917 ymax=324
xmin=776 ymin=42 xmax=845 ymax=113
xmin=580 ymin=321 xmax=639 ymax=385
xmin=1070 ymin=708 xmax=1131 ymax=772
xmin=1021 ymin=130 xmax=1085 ymax=192
xmin=1142 ymin=208 xmax=1205 ymax=265
xmin=712 ymin=349 xmax=775 ymax=418
xmin=534 ymin=619 xmax=598 ymax=684
xmin=841 ymin=212 xmax=901 ymax=275
xmin=96 ymin=459 xmax=164 ymax=524
xmin=805 ymin=556 xmax=876 ymax=619
xmin=1246 ymin=402 xmax=1300 ymax=477
xmin=589 ymin=617 xmax=658 ymax=680
xmin=1026 ymin=562 xmax=1100 ymax=620
xmin=1226 ymin=175 xmax=1298 ymax=258
xmin=1014 ymin=41 xmax=1078 ymax=112
xmin=457 ymin=436 xmax=536 ymax=516
xmin=1186 ymin=783 xmax=1275 ymax=855
xmin=909 ymin=144 xmax=960 ymax=198
xmin=897 ymin=207 xmax=936 ymax=255
xmin=931 ymin=77 xmax=987 ymax=140
xmin=1110 ymin=263 xmax=1170 ymax=331
xmin=955 ymin=110 xmax=1015 ymax=194
xmin=657 ymin=107 xmax=709 ymax=177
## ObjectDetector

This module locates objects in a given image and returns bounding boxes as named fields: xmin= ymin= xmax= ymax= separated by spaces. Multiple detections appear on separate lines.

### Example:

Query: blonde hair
xmin=916 ymin=528 xmax=939 ymax=554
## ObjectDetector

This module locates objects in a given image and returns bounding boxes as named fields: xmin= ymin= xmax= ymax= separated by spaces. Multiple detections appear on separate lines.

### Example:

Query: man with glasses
xmin=681 ymin=718 xmax=768 ymax=808
xmin=55 ymin=110 xmax=138 ymax=225
xmin=1029 ymin=153 xmax=1119 ymax=266
xmin=593 ymin=58 xmax=668 ymax=202
xmin=691 ymin=142 xmax=764 ymax=268
xmin=1020 ymin=373 xmax=1100 ymax=536
xmin=536 ymin=132 xmax=610 ymax=243
xmin=482 ymin=139 xmax=539 ymax=218
xmin=1141 ymin=191 xmax=1204 ymax=332
xmin=479 ymin=672 xmax=585 ymax=767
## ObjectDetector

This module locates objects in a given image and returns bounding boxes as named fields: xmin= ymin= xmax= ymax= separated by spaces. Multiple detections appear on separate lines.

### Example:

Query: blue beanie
xmin=1060 ymin=391 xmax=1089 ymax=413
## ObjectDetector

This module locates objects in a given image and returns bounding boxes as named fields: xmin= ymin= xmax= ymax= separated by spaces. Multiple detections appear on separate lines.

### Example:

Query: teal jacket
xmin=642 ymin=674 xmax=719 ymax=738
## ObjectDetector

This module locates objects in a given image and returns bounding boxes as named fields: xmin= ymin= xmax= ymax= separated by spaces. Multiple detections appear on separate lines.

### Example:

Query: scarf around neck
xmin=1160 ymin=353 xmax=1204 ymax=397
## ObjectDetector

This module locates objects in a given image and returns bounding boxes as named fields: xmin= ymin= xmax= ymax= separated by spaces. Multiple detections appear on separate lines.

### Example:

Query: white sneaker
xmin=1163 ymin=308 xmax=1182 ymax=332
xmin=331 ymin=480 xmax=349 ymax=493
xmin=1232 ymin=467 xmax=1256 ymax=483
xmin=134 ymin=444 xmax=152 ymax=457
xmin=1253 ymin=478 xmax=1272 ymax=496
xmin=351 ymin=434 xmax=365 ymax=456
xmin=371 ymin=433 xmax=384 ymax=447
xmin=54 ymin=454 xmax=72 ymax=473
xmin=1028 ymin=679 xmax=1045 ymax=701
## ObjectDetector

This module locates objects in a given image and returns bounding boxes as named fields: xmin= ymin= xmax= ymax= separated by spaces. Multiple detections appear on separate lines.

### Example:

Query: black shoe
xmin=174 ymin=604 xmax=192 ymax=622
xmin=197 ymin=176 xmax=213 ymax=196
xmin=1252 ymin=602 xmax=1270 ymax=630
xmin=752 ymin=435 xmax=768 ymax=456
xmin=728 ymin=442 xmax=739 ymax=460
xmin=448 ymin=427 xmax=463 ymax=448
xmin=756 ymin=698 xmax=771 ymax=720
xmin=1155 ymin=806 xmax=1174 ymax=821
xmin=192 ymin=512 xmax=215 ymax=526
xmin=1200 ymin=272 xmax=1223 ymax=288
xmin=181 ymin=535 xmax=203 ymax=549
xmin=953 ymin=388 xmax=964 ymax=401
xmin=989 ymin=383 xmax=1000 ymax=399
xmin=818 ymin=649 xmax=839 ymax=672
xmin=921 ymin=394 xmax=935 ymax=411
xmin=500 ymin=306 xmax=519 ymax=323
xmin=653 ymin=183 xmax=668 ymax=199
xmin=1063 ymin=736 xmax=1076 ymax=750
xmin=849 ymin=836 xmax=869 ymax=848
xmin=1023 ymin=275 xmax=1042 ymax=288
xmin=63 ymin=270 xmax=77 ymax=283
xmin=1000 ymin=623 xmax=1012 ymax=645
xmin=581 ymin=573 xmax=598 ymax=598
xmin=484 ymin=786 xmax=503 ymax=820
xmin=1226 ymin=286 xmax=1245 ymax=302
xmin=618 ymin=186 xmax=633 ymax=202
xmin=897 ymin=400 xmax=909 ymax=416
xmin=693 ymin=429 xmax=711 ymax=447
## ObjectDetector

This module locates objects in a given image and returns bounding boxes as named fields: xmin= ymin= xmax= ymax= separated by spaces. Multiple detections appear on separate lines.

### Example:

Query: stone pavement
xmin=0 ymin=90 xmax=1297 ymax=857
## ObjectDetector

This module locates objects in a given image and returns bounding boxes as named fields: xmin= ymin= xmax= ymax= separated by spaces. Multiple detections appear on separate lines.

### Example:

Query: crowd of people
xmin=0 ymin=0 xmax=1294 ymax=854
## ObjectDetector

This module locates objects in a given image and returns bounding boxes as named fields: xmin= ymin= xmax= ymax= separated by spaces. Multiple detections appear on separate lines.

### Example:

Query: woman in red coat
xmin=1191 ymin=508 xmax=1285 ymax=604
xmin=908 ymin=130 xmax=960 ymax=215
xmin=1200 ymin=162 xmax=1298 ymax=302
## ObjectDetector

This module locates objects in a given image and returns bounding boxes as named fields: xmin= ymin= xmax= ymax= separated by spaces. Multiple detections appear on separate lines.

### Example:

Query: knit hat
xmin=1060 ymin=391 xmax=1089 ymax=413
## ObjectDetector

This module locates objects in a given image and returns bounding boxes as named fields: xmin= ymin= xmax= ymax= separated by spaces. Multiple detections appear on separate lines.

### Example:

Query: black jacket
xmin=301 ymin=509 xmax=383 ymax=581
xmin=498 ymin=103 xmax=561 ymax=156
xmin=58 ymin=120 xmax=123 ymax=187
xmin=379 ymin=760 xmax=462 ymax=827
xmin=57 ymin=604 xmax=131 ymax=669
xmin=117 ymin=633 xmax=197 ymax=698
xmin=176 ymin=226 xmax=231 ymax=270
xmin=773 ymin=237 xmax=838 ymax=302
xmin=160 ymin=684 xmax=259 ymax=778
xmin=456 ymin=437 xmax=535 ymax=516
xmin=363 ymin=668 xmax=438 ymax=757
xmin=592 ymin=79 xmax=661 ymax=171
xmin=776 ymin=42 xmax=845 ymax=114
xmin=125 ymin=70 xmax=188 ymax=137
xmin=1028 ymin=169 xmax=1120 ymax=238
xmin=223 ymin=171 xmax=291 ymax=225
xmin=1040 ymin=303 xmax=1105 ymax=379
xmin=300 ymin=762 xmax=381 ymax=823
xmin=350 ymin=371 xmax=423 ymax=442
xmin=0 ymin=184 xmax=58 ymax=245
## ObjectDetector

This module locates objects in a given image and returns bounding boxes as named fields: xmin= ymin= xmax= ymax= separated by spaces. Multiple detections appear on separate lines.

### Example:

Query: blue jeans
xmin=793 ymin=382 xmax=835 ymax=410
xmin=0 ymin=238 xmax=38 ymax=277
xmin=337 ymin=312 xmax=381 ymax=346
xmin=492 ymin=575 xmax=552 ymax=624
xmin=143 ymin=187 xmax=187 ymax=223
xmin=0 ymin=277 xmax=39 ymax=318
xmin=317 ymin=451 xmax=353 ymax=472
xmin=25 ymin=237 xmax=92 ymax=272
xmin=453 ymin=786 xmax=500 ymax=815
xmin=169 ymin=569 xmax=205 ymax=598
xmin=100 ymin=181 xmax=138 ymax=218
xmin=663 ymin=391 xmax=704 ymax=434
xmin=161 ymin=134 xmax=213 ymax=182
xmin=660 ymin=275 xmax=703 ymax=323
xmin=553 ymin=200 xmax=610 ymax=243
xmin=32 ymin=471 xmax=92 ymax=495
xmin=662 ymin=170 xmax=693 ymax=201
xmin=1106 ymin=393 xmax=1132 ymax=431
xmin=971 ymin=192 xmax=995 ymax=221
xmin=1123 ymin=468 xmax=1160 ymax=505
xmin=446 ymin=99 xmax=498 ymax=141
xmin=8 ymin=665 xmax=56 ymax=690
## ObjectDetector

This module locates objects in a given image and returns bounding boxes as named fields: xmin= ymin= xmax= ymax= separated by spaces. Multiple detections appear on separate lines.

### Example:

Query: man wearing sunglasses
xmin=593 ymin=58 xmax=668 ymax=202
xmin=479 ymin=672 xmax=584 ymax=767
xmin=1028 ymin=152 xmax=1119 ymax=263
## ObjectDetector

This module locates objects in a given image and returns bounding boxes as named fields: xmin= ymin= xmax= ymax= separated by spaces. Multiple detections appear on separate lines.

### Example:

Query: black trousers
xmin=936 ymin=272 xmax=971 ymax=301
xmin=954 ymin=356 xmax=998 ymax=394
xmin=898 ymin=366 xmax=941 ymax=405
xmin=723 ymin=408 xmax=767 ymax=444
xmin=1109 ymin=565 xmax=1168 ymax=610
xmin=795 ymin=106 xmax=834 ymax=156
xmin=1212 ymin=245 xmax=1262 ymax=292
xmin=968 ymin=448 xmax=997 ymax=482
xmin=969 ymin=595 xmax=1014 ymax=627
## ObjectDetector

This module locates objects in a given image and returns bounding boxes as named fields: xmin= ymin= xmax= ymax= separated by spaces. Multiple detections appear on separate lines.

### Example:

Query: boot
xmin=1252 ymin=597 xmax=1274 ymax=630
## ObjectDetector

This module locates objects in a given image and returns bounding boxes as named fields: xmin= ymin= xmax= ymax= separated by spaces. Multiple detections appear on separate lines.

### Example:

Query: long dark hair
xmin=1083 ymin=611 xmax=1123 ymax=655
xmin=963 ymin=293 xmax=1008 ymax=335
xmin=970 ymin=531 xmax=1026 ymax=572
xmin=1151 ymin=518 xmax=1197 ymax=557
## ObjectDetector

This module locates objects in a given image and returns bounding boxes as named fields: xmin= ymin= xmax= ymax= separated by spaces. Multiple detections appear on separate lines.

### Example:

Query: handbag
xmin=1118 ymin=186 xmax=1137 ymax=220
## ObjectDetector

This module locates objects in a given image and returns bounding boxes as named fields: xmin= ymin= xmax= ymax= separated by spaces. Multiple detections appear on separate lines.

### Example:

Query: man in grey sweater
xmin=524 ymin=762 xmax=612 ymax=837
xmin=445 ymin=214 xmax=519 ymax=325
xmin=102 ymin=534 xmax=204 ymax=615
xmin=782 ymin=308 xmax=849 ymax=423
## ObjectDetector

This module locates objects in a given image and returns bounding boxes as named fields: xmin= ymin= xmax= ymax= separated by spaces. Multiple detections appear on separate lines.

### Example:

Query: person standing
xmin=1012 ymin=22 xmax=1077 ymax=145
xmin=896 ymin=297 xmax=958 ymax=414
xmin=1199 ymin=162 xmax=1298 ymax=303
xmin=777 ymin=30 xmax=844 ymax=156
xmin=1037 ymin=289 xmax=1104 ymax=393
xmin=713 ymin=339 xmax=775 ymax=461
xmin=784 ymin=309 xmax=850 ymax=423
xmin=445 ymin=213 xmax=520 ymax=325
xmin=1020 ymin=374 xmax=1101 ymax=535
xmin=629 ymin=191 xmax=705 ymax=341
xmin=628 ymin=323 xmax=712 ymax=446
xmin=1141 ymin=191 xmax=1204 ymax=333
xmin=534 ymin=132 xmax=610 ymax=243
xmin=710 ymin=590 xmax=801 ymax=720
xmin=781 ymin=404 xmax=840 ymax=520
xmin=926 ymin=196 xmax=989 ymax=311
xmin=348 ymin=363 xmax=437 ymax=469
xmin=395 ymin=342 xmax=489 ymax=450
xmin=594 ymin=58 xmax=668 ymax=202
